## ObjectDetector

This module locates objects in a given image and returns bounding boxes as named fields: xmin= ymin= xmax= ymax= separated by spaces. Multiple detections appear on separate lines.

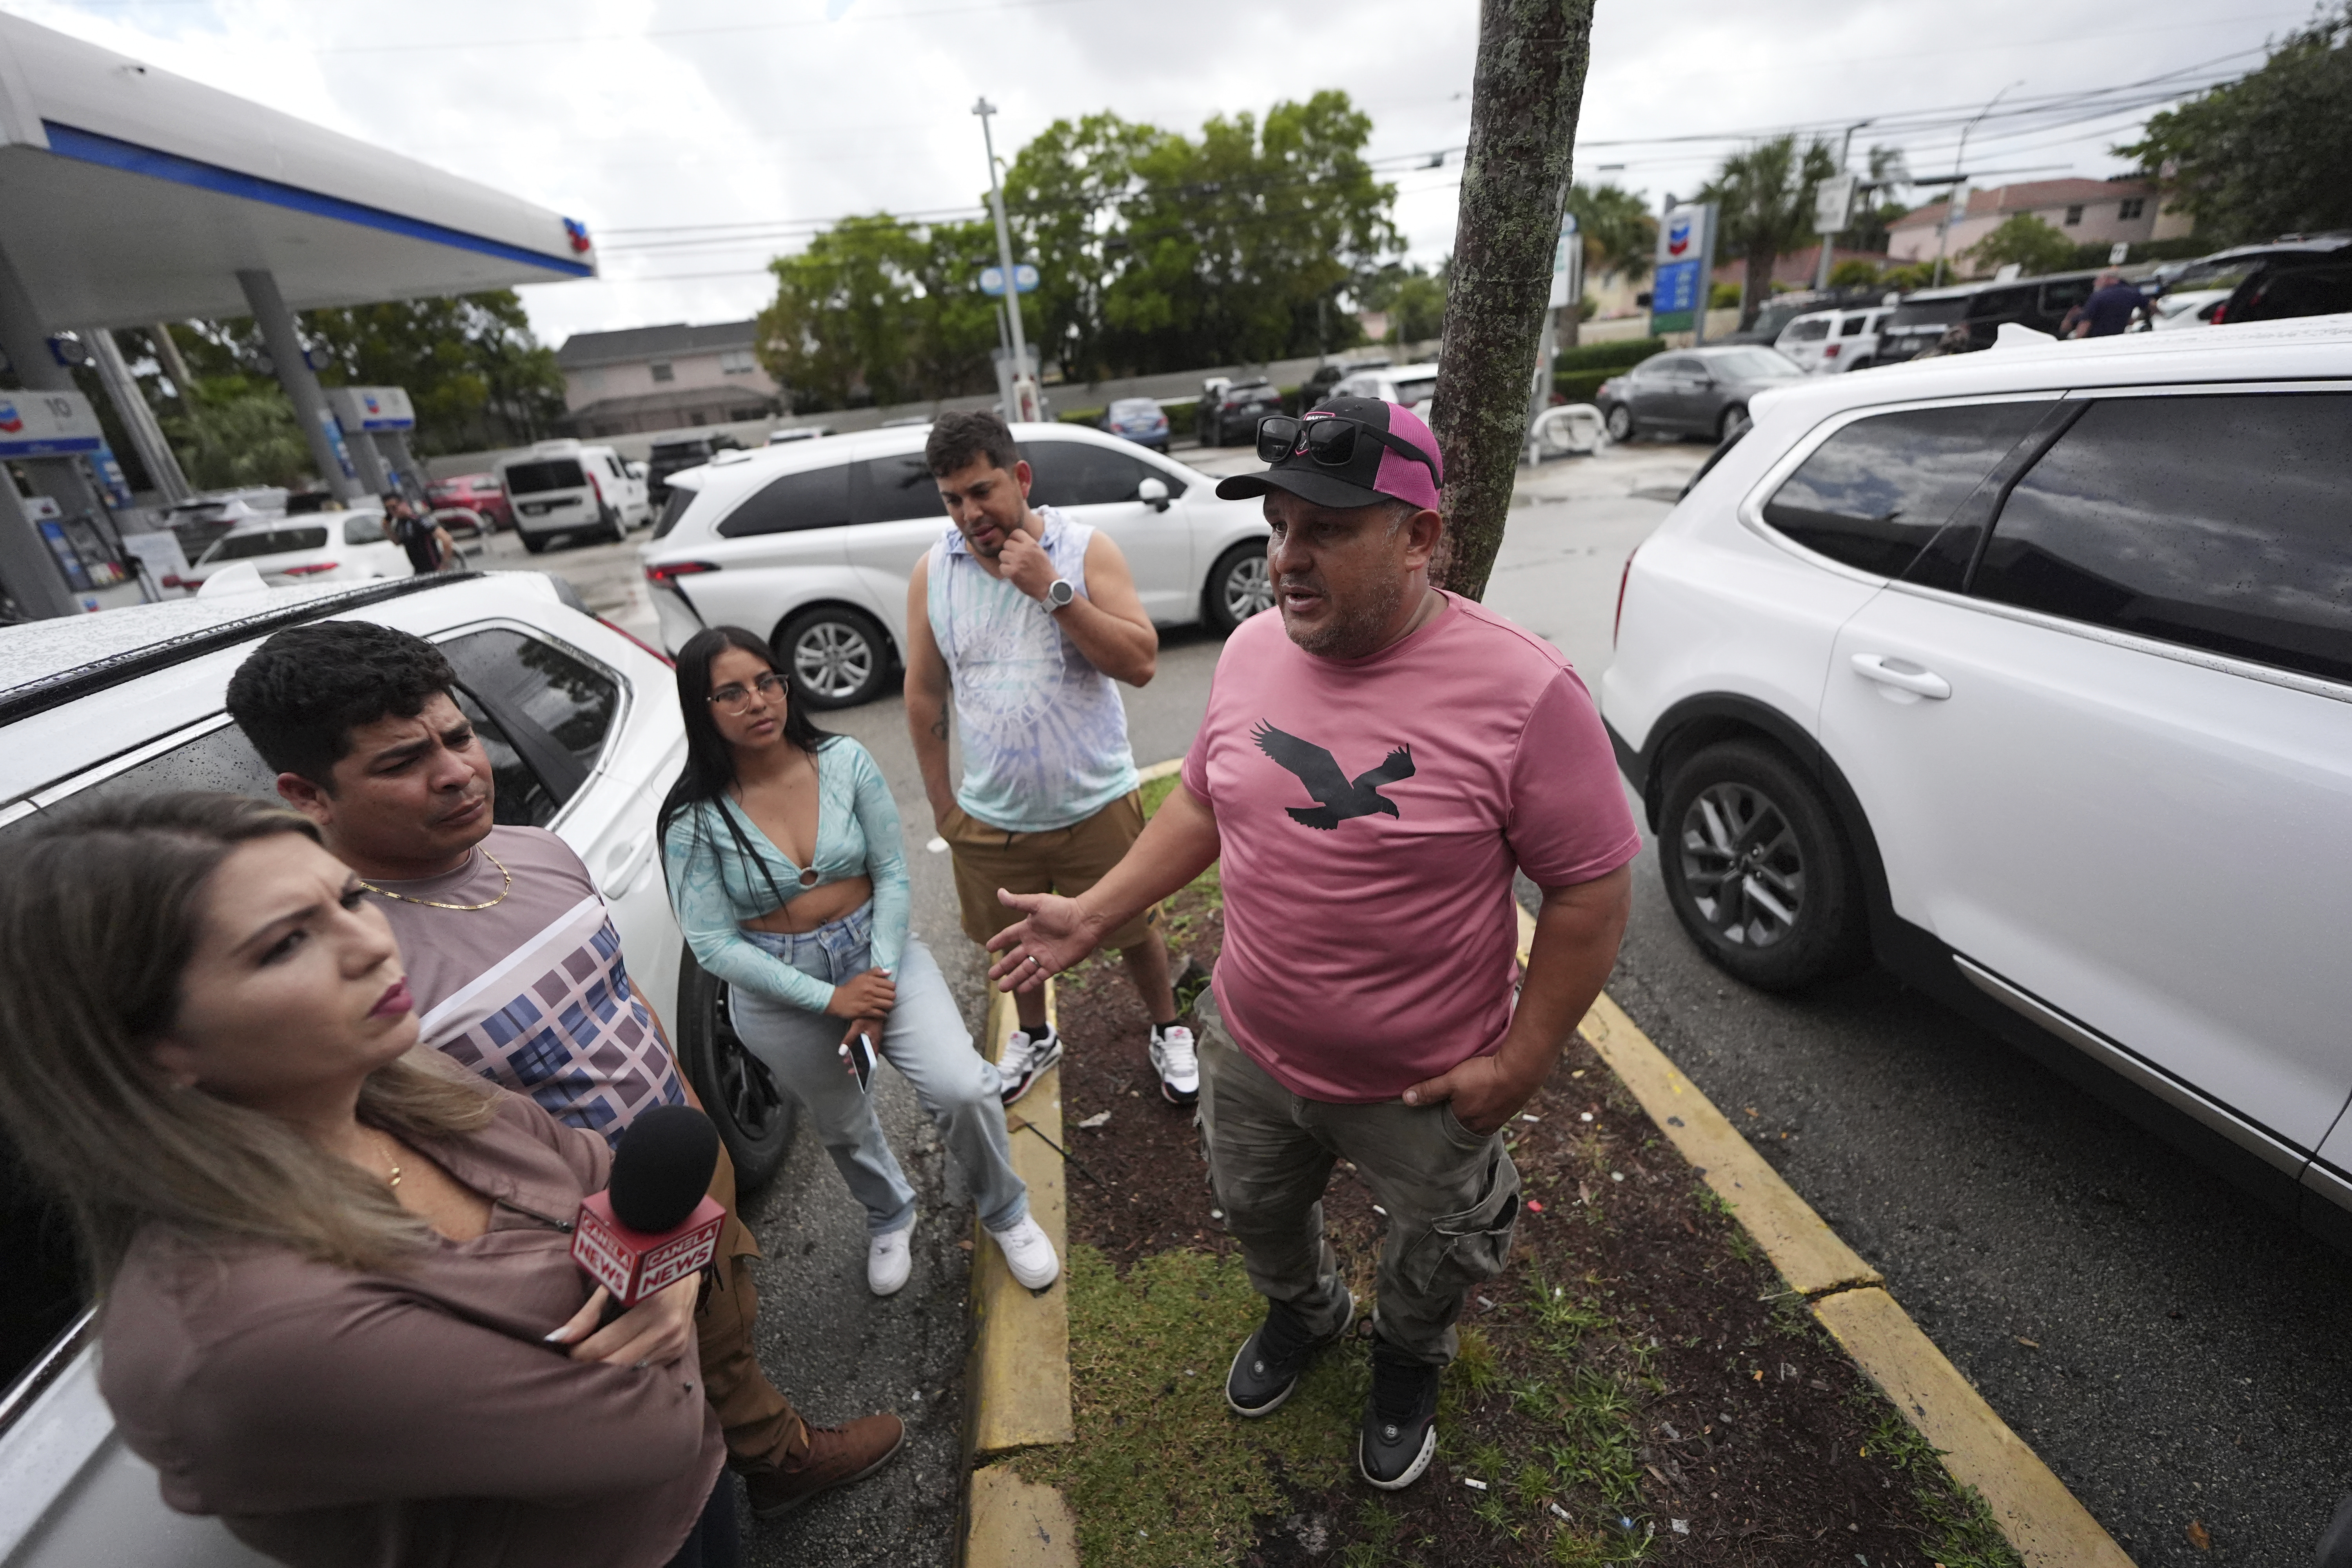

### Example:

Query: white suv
xmin=498 ymin=439 xmax=651 ymax=552
xmin=639 ymin=422 xmax=1274 ymax=708
xmin=1773 ymin=306 xmax=1892 ymax=374
xmin=1602 ymin=318 xmax=2352 ymax=1239
xmin=0 ymin=573 xmax=796 ymax=1568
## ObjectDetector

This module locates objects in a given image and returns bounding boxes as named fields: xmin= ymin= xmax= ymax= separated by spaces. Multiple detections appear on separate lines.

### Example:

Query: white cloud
xmin=12 ymin=0 xmax=2304 ymax=350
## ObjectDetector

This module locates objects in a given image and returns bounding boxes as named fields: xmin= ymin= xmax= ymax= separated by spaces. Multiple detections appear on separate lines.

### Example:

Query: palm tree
xmin=1566 ymin=181 xmax=1656 ymax=284
xmin=1700 ymin=134 xmax=1838 ymax=328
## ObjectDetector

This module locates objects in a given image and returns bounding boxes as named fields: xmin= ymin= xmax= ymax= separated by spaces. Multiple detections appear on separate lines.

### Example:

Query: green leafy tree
xmin=1564 ymin=181 xmax=1655 ymax=283
xmin=1699 ymin=133 xmax=1838 ymax=328
xmin=1964 ymin=214 xmax=2078 ymax=277
xmin=157 ymin=375 xmax=314 ymax=491
xmin=755 ymin=215 xmax=932 ymax=409
xmin=1003 ymin=113 xmax=1167 ymax=383
xmin=1357 ymin=261 xmax=1447 ymax=345
xmin=2121 ymin=5 xmax=2352 ymax=243
xmin=1829 ymin=258 xmax=1883 ymax=288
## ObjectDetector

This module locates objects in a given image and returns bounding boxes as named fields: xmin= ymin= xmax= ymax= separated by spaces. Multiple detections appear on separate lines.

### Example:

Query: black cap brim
xmin=1214 ymin=465 xmax=1388 ymax=509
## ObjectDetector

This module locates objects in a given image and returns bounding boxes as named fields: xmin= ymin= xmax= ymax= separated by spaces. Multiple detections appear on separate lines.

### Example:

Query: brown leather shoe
xmin=740 ymin=1413 xmax=906 ymax=1519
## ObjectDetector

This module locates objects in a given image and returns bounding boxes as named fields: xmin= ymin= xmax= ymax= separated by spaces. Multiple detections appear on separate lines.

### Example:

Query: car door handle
xmin=601 ymin=832 xmax=653 ymax=893
xmin=1850 ymin=653 xmax=1951 ymax=700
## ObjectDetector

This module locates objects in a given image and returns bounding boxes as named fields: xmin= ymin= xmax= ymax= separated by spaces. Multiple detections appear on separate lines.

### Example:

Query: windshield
xmin=1393 ymin=377 xmax=1438 ymax=405
xmin=504 ymin=459 xmax=587 ymax=494
xmin=341 ymin=515 xmax=387 ymax=545
xmin=1708 ymin=350 xmax=1801 ymax=379
xmin=1889 ymin=299 xmax=1970 ymax=328
xmin=202 ymin=526 xmax=328 ymax=562
xmin=1782 ymin=318 xmax=1833 ymax=342
xmin=1110 ymin=399 xmax=1160 ymax=417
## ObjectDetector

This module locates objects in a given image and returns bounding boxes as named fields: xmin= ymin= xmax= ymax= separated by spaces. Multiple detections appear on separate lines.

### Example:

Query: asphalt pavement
xmin=507 ymin=434 xmax=2352 ymax=1566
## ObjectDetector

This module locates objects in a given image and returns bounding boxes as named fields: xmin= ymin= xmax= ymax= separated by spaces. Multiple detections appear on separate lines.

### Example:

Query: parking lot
xmin=510 ymin=434 xmax=2352 ymax=1565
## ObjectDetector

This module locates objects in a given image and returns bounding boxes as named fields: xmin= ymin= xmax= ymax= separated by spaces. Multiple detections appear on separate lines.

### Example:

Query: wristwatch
xmin=1042 ymin=577 xmax=1075 ymax=612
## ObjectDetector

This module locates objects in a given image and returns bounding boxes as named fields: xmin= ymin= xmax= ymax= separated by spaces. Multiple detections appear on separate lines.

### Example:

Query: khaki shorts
xmin=943 ymin=790 xmax=1160 ymax=951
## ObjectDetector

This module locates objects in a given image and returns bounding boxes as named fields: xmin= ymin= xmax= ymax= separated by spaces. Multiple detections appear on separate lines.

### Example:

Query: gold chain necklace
xmin=370 ymin=1128 xmax=403 ymax=1190
xmin=358 ymin=847 xmax=512 ymax=911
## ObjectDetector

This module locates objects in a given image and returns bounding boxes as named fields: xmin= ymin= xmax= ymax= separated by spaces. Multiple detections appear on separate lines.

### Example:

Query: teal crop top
xmin=660 ymin=737 xmax=911 ymax=1014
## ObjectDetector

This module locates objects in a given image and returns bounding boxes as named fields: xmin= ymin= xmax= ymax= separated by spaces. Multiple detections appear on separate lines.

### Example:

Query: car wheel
xmin=776 ymin=605 xmax=890 ymax=710
xmin=1604 ymin=403 xmax=1635 ymax=442
xmin=1203 ymin=539 xmax=1274 ymax=635
xmin=1718 ymin=405 xmax=1752 ymax=442
xmin=521 ymin=533 xmax=548 ymax=555
xmin=672 ymin=947 xmax=795 ymax=1192
xmin=1659 ymin=739 xmax=1867 ymax=991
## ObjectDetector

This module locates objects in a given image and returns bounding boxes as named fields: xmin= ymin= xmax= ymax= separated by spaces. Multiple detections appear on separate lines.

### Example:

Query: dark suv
xmin=2166 ymin=236 xmax=2352 ymax=326
xmin=1874 ymin=271 xmax=2109 ymax=364
xmin=1198 ymin=378 xmax=1283 ymax=445
xmin=647 ymin=432 xmax=744 ymax=507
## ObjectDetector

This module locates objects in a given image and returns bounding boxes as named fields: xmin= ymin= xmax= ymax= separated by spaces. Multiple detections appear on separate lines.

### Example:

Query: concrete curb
xmin=963 ymin=982 xmax=1078 ymax=1566
xmin=1518 ymin=907 xmax=2135 ymax=1567
xmin=1136 ymin=757 xmax=1183 ymax=785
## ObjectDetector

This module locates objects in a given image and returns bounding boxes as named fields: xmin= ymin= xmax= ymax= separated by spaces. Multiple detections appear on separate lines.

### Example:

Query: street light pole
xmin=1814 ymin=118 xmax=1872 ymax=293
xmin=1933 ymin=81 xmax=2022 ymax=287
xmin=973 ymin=97 xmax=1040 ymax=423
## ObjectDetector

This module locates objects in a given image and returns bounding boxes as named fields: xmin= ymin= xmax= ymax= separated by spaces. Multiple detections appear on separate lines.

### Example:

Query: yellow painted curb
xmin=1815 ymin=1290 xmax=2135 ymax=1568
xmin=966 ymin=1462 xmax=1081 ymax=1566
xmin=1514 ymin=904 xmax=2133 ymax=1568
xmin=967 ymin=983 xmax=1074 ymax=1455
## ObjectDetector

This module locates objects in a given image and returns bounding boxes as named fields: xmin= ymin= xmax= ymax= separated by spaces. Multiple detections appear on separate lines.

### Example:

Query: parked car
xmin=1197 ymin=377 xmax=1283 ymax=445
xmin=1773 ymin=306 xmax=1892 ymax=373
xmin=2189 ymin=235 xmax=2352 ymax=325
xmin=0 ymin=569 xmax=794 ymax=1568
xmin=1302 ymin=356 xmax=1390 ymax=402
xmin=179 ymin=510 xmax=409 ymax=591
xmin=648 ymin=432 xmax=745 ymax=508
xmin=1330 ymin=361 xmax=1439 ymax=416
xmin=1102 ymin=397 xmax=1171 ymax=452
xmin=1595 ymin=344 xmax=1805 ymax=443
xmin=1602 ymin=315 xmax=2352 ymax=1249
xmin=497 ymin=440 xmax=649 ymax=554
xmin=156 ymin=493 xmax=281 ymax=564
xmin=2138 ymin=289 xmax=2232 ymax=330
xmin=641 ymin=423 xmax=1274 ymax=710
xmin=1871 ymin=270 xmax=2111 ymax=364
xmin=425 ymin=472 xmax=513 ymax=530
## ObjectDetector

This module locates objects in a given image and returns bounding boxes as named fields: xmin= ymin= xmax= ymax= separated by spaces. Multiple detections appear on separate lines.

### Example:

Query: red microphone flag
xmin=570 ymin=1191 xmax=726 ymax=1307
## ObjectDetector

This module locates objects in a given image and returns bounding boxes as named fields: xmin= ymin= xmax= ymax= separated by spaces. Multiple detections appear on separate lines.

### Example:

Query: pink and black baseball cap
xmin=1214 ymin=395 xmax=1444 ymax=513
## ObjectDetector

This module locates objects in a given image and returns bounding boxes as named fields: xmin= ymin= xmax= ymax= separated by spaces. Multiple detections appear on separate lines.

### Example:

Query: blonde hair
xmin=0 ymin=791 xmax=494 ymax=1285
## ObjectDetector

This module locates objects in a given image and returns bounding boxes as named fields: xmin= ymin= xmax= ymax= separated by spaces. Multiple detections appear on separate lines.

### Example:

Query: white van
xmin=497 ymin=440 xmax=650 ymax=553
xmin=1774 ymin=307 xmax=1892 ymax=374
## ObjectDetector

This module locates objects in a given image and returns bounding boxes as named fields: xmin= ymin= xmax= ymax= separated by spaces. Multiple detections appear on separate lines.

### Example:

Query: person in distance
xmin=986 ymin=397 xmax=1638 ymax=1490
xmin=0 ymin=792 xmax=730 ymax=1568
xmin=903 ymin=410 xmax=1198 ymax=1109
xmin=224 ymin=622 xmax=900 ymax=1520
xmin=659 ymin=625 xmax=1058 ymax=1298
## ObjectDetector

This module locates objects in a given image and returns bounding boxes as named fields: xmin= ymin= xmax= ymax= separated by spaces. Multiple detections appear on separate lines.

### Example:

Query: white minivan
xmin=1602 ymin=315 xmax=2352 ymax=1244
xmin=1773 ymin=306 xmax=1891 ymax=374
xmin=498 ymin=440 xmax=650 ymax=552
xmin=639 ymin=422 xmax=1274 ymax=709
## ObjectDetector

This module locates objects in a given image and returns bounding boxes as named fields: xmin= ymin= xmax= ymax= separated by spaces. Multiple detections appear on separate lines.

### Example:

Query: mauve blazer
xmin=98 ymin=1091 xmax=723 ymax=1568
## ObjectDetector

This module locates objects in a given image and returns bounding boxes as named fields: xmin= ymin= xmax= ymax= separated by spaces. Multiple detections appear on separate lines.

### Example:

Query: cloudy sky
xmin=10 ymin=0 xmax=2309 ymax=350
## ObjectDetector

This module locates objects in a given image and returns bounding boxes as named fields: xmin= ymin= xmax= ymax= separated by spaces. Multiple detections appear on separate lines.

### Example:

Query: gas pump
xmin=0 ymin=387 xmax=146 ymax=615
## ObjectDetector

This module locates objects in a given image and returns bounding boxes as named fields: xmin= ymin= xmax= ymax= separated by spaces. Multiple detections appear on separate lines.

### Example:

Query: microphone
xmin=570 ymin=1105 xmax=727 ymax=1308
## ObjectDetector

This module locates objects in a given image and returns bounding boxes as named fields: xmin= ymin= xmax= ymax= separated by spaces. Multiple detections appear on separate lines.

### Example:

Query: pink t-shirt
xmin=1182 ymin=593 xmax=1641 ymax=1103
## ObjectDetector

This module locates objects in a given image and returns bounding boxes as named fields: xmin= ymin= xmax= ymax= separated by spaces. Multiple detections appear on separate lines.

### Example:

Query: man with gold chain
xmin=225 ymin=621 xmax=904 ymax=1519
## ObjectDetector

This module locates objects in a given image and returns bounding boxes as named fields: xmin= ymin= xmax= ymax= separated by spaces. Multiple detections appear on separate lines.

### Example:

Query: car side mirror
xmin=1136 ymin=476 xmax=1171 ymax=512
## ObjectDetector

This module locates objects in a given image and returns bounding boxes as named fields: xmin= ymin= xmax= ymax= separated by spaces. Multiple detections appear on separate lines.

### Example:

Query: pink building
xmin=1886 ymin=178 xmax=2192 ymax=276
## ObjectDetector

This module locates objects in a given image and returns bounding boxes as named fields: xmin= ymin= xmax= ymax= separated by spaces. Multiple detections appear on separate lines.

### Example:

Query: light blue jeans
xmin=728 ymin=904 xmax=1028 ymax=1237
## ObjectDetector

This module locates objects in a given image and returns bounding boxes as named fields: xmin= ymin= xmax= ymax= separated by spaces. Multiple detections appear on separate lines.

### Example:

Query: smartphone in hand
xmin=840 ymin=1026 xmax=877 ymax=1094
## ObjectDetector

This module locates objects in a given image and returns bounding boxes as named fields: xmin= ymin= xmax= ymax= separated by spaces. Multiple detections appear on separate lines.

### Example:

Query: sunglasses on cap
xmin=1256 ymin=414 xmax=1440 ymax=482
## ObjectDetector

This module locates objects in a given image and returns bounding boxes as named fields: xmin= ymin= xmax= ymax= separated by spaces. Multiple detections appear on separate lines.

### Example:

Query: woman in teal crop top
xmin=657 ymin=628 xmax=1056 ymax=1298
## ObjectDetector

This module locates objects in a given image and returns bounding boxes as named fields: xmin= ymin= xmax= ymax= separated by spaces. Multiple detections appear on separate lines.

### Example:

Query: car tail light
xmin=160 ymin=573 xmax=184 ymax=588
xmin=282 ymin=561 xmax=339 ymax=576
xmin=646 ymin=561 xmax=719 ymax=584
xmin=2208 ymin=303 xmax=2227 ymax=324
xmin=1613 ymin=548 xmax=1639 ymax=650
xmin=1823 ymin=343 xmax=1840 ymax=359
xmin=597 ymin=615 xmax=675 ymax=666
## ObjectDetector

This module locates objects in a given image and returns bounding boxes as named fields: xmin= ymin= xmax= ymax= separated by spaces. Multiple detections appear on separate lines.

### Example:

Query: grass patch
xmin=1859 ymin=1405 xmax=2026 ymax=1568
xmin=1012 ymin=1246 xmax=1361 ymax=1567
xmin=1139 ymin=770 xmax=1221 ymax=914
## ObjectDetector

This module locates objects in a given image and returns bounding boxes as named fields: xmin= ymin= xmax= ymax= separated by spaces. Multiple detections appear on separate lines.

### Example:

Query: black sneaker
xmin=1357 ymin=1336 xmax=1441 ymax=1489
xmin=1225 ymin=1291 xmax=1354 ymax=1418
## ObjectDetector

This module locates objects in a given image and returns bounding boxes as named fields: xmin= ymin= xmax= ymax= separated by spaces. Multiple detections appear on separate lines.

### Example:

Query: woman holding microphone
xmin=0 ymin=793 xmax=733 ymax=1568
xmin=657 ymin=626 xmax=1055 ymax=1296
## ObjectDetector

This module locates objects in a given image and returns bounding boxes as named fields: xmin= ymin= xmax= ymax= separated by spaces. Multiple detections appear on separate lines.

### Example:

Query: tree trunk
xmin=1742 ymin=247 xmax=1775 ymax=330
xmin=1428 ymin=0 xmax=1596 ymax=603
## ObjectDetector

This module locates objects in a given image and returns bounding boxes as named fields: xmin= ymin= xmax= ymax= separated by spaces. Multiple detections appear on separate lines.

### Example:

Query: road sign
xmin=327 ymin=385 xmax=416 ymax=432
xmin=979 ymin=263 xmax=1040 ymax=297
xmin=2109 ymin=241 xmax=2131 ymax=265
xmin=1813 ymin=173 xmax=1858 ymax=236
xmin=1649 ymin=202 xmax=1717 ymax=338
xmin=0 ymin=390 xmax=102 ymax=458
xmin=1549 ymin=212 xmax=1583 ymax=310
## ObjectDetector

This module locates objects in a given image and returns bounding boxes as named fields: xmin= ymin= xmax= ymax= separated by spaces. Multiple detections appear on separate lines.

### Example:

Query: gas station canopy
xmin=0 ymin=13 xmax=598 ymax=332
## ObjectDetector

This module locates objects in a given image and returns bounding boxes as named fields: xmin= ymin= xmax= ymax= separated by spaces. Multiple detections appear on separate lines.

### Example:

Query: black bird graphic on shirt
xmin=1251 ymin=722 xmax=1416 ymax=830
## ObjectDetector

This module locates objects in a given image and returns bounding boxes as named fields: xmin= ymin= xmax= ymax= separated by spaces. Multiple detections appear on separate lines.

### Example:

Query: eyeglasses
xmin=1256 ymin=414 xmax=1440 ymax=481
xmin=708 ymin=671 xmax=786 ymax=715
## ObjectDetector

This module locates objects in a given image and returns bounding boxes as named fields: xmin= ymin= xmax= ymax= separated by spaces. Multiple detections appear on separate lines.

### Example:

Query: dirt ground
xmin=1038 ymin=888 xmax=2015 ymax=1568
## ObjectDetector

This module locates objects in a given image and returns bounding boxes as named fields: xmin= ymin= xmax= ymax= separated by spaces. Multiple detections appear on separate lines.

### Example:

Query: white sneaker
xmin=868 ymin=1223 xmax=913 ymax=1296
xmin=996 ymin=1025 xmax=1063 ymax=1107
xmin=1150 ymin=1025 xmax=1199 ymax=1105
xmin=986 ymin=1214 xmax=1061 ymax=1290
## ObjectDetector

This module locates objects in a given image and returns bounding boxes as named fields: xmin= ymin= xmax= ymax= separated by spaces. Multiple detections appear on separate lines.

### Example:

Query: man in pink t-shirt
xmin=986 ymin=396 xmax=1638 ymax=1491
